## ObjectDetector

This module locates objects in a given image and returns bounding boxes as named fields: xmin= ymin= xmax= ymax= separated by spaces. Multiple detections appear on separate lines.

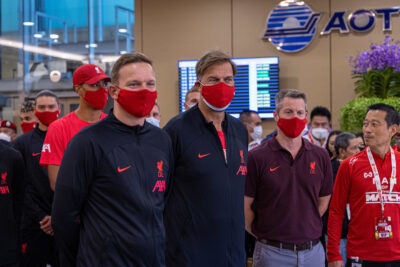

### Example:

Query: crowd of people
xmin=1 ymin=50 xmax=400 ymax=267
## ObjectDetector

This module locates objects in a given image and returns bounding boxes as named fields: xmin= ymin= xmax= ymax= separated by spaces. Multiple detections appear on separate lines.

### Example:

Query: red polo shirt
xmin=327 ymin=148 xmax=400 ymax=262
xmin=245 ymin=136 xmax=333 ymax=243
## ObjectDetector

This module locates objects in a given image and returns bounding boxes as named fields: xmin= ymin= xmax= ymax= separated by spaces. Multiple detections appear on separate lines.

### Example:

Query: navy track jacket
xmin=13 ymin=126 xmax=53 ymax=231
xmin=163 ymin=105 xmax=248 ymax=267
xmin=0 ymin=141 xmax=25 ymax=265
xmin=52 ymin=112 xmax=173 ymax=267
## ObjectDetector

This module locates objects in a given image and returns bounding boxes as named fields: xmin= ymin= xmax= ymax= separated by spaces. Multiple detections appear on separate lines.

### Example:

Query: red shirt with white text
xmin=327 ymin=148 xmax=400 ymax=262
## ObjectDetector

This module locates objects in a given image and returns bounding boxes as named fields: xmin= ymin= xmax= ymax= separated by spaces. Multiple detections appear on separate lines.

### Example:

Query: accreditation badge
xmin=374 ymin=216 xmax=393 ymax=240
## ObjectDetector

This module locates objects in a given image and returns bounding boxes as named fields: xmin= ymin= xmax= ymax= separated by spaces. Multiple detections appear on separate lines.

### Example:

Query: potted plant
xmin=340 ymin=35 xmax=400 ymax=133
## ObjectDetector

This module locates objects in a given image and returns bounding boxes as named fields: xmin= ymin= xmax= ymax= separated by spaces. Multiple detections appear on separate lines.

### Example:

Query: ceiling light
xmin=85 ymin=43 xmax=98 ymax=48
xmin=23 ymin=21 xmax=34 ymax=26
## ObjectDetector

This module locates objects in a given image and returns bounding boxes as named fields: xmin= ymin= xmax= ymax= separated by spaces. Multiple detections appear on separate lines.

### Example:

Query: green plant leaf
xmin=340 ymin=97 xmax=400 ymax=133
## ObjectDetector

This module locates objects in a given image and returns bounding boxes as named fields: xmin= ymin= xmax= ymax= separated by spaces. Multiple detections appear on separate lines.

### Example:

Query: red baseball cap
xmin=0 ymin=120 xmax=17 ymax=131
xmin=72 ymin=64 xmax=111 ymax=86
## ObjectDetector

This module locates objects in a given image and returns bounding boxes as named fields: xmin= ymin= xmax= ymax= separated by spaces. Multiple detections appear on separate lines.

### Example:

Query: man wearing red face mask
xmin=52 ymin=53 xmax=173 ymax=266
xmin=40 ymin=64 xmax=109 ymax=191
xmin=163 ymin=50 xmax=248 ymax=266
xmin=245 ymin=89 xmax=333 ymax=266
xmin=13 ymin=90 xmax=60 ymax=267
xmin=19 ymin=97 xmax=37 ymax=134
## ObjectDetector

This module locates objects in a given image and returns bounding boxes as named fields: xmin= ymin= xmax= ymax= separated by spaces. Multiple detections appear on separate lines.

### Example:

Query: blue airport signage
xmin=263 ymin=0 xmax=400 ymax=53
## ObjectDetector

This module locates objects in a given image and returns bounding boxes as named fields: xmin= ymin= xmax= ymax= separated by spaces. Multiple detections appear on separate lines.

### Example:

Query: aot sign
xmin=263 ymin=0 xmax=400 ymax=53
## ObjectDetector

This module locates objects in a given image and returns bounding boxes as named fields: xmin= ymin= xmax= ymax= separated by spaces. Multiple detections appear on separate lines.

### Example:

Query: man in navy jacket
xmin=52 ymin=52 xmax=173 ymax=266
xmin=164 ymin=50 xmax=248 ymax=266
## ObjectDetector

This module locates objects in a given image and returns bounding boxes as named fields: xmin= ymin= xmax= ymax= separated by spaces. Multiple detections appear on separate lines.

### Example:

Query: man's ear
xmin=390 ymin=124 xmax=399 ymax=139
xmin=74 ymin=84 xmax=84 ymax=97
xmin=109 ymin=84 xmax=120 ymax=100
xmin=273 ymin=110 xmax=279 ymax=123
xmin=194 ymin=81 xmax=202 ymax=92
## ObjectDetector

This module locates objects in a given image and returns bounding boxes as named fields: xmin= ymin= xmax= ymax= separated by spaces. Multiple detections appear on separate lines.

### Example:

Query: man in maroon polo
xmin=245 ymin=89 xmax=333 ymax=267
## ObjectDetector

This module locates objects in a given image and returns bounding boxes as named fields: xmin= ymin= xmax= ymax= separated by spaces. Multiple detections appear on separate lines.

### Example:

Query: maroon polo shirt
xmin=245 ymin=135 xmax=333 ymax=243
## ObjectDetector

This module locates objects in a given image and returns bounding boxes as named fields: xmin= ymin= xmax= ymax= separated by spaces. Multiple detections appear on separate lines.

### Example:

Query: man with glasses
xmin=40 ymin=64 xmax=110 ymax=191
xmin=164 ymin=50 xmax=248 ymax=266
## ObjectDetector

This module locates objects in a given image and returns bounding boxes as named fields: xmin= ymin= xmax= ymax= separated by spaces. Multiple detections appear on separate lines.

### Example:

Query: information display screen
xmin=178 ymin=57 xmax=279 ymax=118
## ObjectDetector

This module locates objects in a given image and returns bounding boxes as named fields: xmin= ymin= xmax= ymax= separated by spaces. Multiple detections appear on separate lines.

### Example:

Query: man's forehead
xmin=280 ymin=97 xmax=306 ymax=109
xmin=365 ymin=110 xmax=386 ymax=120
xmin=188 ymin=91 xmax=200 ymax=98
xmin=251 ymin=113 xmax=261 ymax=121
xmin=36 ymin=96 xmax=57 ymax=104
xmin=312 ymin=115 xmax=329 ymax=123
xmin=202 ymin=62 xmax=233 ymax=77
xmin=120 ymin=63 xmax=155 ymax=78
xmin=349 ymin=138 xmax=358 ymax=146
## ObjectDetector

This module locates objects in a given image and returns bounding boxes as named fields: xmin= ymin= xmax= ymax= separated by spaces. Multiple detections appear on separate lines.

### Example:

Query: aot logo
xmin=263 ymin=1 xmax=400 ymax=52
xmin=320 ymin=8 xmax=400 ymax=35
xmin=263 ymin=0 xmax=321 ymax=52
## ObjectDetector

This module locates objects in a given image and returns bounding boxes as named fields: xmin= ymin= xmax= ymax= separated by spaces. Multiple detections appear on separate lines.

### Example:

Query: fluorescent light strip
xmin=0 ymin=38 xmax=86 ymax=61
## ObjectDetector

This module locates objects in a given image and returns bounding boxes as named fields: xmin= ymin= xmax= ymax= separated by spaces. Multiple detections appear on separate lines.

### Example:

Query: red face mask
xmin=20 ymin=121 xmax=36 ymax=133
xmin=117 ymin=88 xmax=157 ymax=118
xmin=201 ymin=82 xmax=235 ymax=111
xmin=84 ymin=87 xmax=108 ymax=110
xmin=277 ymin=117 xmax=307 ymax=138
xmin=35 ymin=110 xmax=60 ymax=126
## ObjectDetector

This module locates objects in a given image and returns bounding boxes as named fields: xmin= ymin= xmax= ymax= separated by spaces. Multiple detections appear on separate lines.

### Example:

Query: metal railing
xmin=33 ymin=11 xmax=77 ymax=61
xmin=115 ymin=5 xmax=134 ymax=55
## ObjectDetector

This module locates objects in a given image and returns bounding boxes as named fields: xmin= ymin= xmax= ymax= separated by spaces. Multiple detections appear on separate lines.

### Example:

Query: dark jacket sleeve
xmin=11 ymin=149 xmax=25 ymax=229
xmin=24 ymin=179 xmax=47 ymax=222
xmin=52 ymin=133 xmax=97 ymax=267
xmin=13 ymin=137 xmax=47 ymax=222
xmin=163 ymin=121 xmax=180 ymax=162
xmin=164 ymin=133 xmax=175 ymax=201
